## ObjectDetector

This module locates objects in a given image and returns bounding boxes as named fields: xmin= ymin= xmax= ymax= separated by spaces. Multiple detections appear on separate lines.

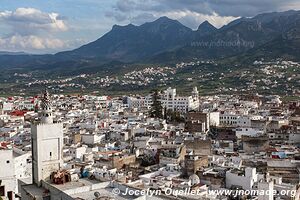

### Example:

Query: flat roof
xmin=22 ymin=184 xmax=45 ymax=198
xmin=70 ymin=187 xmax=136 ymax=200
xmin=47 ymin=178 xmax=99 ymax=191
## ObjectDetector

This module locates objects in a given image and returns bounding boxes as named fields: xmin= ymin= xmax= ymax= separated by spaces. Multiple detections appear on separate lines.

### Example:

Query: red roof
xmin=10 ymin=110 xmax=27 ymax=116
xmin=0 ymin=141 xmax=11 ymax=148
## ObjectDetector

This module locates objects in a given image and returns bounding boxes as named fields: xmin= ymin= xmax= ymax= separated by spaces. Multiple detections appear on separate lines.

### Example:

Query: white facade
xmin=144 ymin=87 xmax=199 ymax=113
xmin=2 ymin=102 xmax=13 ymax=112
xmin=220 ymin=113 xmax=262 ymax=127
xmin=127 ymin=97 xmax=145 ymax=109
xmin=161 ymin=87 xmax=199 ymax=113
xmin=17 ymin=101 xmax=36 ymax=111
xmin=14 ymin=151 xmax=32 ymax=180
xmin=226 ymin=167 xmax=258 ymax=190
xmin=81 ymin=134 xmax=105 ymax=145
xmin=0 ymin=150 xmax=16 ymax=198
xmin=95 ymin=96 xmax=109 ymax=108
xmin=258 ymin=181 xmax=274 ymax=200
xmin=207 ymin=111 xmax=220 ymax=126
xmin=235 ymin=127 xmax=263 ymax=139
xmin=0 ymin=149 xmax=31 ymax=199
xmin=66 ymin=146 xmax=87 ymax=160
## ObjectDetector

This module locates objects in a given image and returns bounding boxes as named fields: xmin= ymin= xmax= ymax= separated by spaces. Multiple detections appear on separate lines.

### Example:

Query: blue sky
xmin=1 ymin=0 xmax=300 ymax=53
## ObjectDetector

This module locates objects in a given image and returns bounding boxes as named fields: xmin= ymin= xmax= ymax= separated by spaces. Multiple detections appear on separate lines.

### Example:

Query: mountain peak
xmin=140 ymin=16 xmax=191 ymax=33
xmin=112 ymin=23 xmax=136 ymax=30
xmin=196 ymin=20 xmax=217 ymax=36
xmin=156 ymin=16 xmax=174 ymax=22
xmin=197 ymin=20 xmax=217 ymax=31
xmin=150 ymin=16 xmax=183 ymax=26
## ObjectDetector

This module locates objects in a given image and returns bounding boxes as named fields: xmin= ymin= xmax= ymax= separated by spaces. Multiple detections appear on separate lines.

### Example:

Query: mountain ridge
xmin=1 ymin=10 xmax=300 ymax=70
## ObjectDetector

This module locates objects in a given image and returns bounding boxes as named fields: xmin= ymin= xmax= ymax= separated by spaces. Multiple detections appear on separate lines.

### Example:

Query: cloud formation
xmin=107 ymin=0 xmax=300 ymax=28
xmin=0 ymin=8 xmax=68 ymax=52
xmin=0 ymin=8 xmax=67 ymax=35
xmin=0 ymin=35 xmax=65 ymax=51
xmin=1 ymin=1 xmax=300 ymax=53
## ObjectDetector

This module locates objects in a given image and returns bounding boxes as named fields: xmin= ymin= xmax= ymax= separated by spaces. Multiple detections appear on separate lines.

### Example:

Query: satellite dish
xmin=94 ymin=192 xmax=100 ymax=198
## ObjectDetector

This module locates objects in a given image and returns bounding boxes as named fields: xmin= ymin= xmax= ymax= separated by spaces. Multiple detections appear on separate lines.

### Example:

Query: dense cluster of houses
xmin=0 ymin=88 xmax=299 ymax=200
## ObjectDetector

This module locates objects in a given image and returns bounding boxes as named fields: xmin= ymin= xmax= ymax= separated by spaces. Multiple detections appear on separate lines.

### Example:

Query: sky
xmin=0 ymin=0 xmax=300 ymax=54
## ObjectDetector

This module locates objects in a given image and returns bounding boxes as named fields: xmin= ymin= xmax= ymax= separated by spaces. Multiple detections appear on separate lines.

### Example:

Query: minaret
xmin=31 ymin=90 xmax=63 ymax=186
xmin=41 ymin=90 xmax=53 ymax=124
xmin=192 ymin=87 xmax=199 ymax=99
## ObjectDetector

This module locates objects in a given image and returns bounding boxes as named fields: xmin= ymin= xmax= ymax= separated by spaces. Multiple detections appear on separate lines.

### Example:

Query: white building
xmin=258 ymin=181 xmax=274 ymax=200
xmin=226 ymin=167 xmax=258 ymax=190
xmin=66 ymin=146 xmax=87 ymax=161
xmin=144 ymin=87 xmax=199 ymax=113
xmin=161 ymin=87 xmax=199 ymax=113
xmin=0 ymin=149 xmax=31 ymax=199
xmin=235 ymin=127 xmax=263 ymax=139
xmin=81 ymin=133 xmax=105 ymax=145
xmin=0 ymin=149 xmax=17 ymax=199
xmin=203 ymin=111 xmax=220 ymax=126
xmin=127 ymin=96 xmax=146 ymax=109
xmin=220 ymin=113 xmax=262 ymax=127
xmin=2 ymin=102 xmax=13 ymax=113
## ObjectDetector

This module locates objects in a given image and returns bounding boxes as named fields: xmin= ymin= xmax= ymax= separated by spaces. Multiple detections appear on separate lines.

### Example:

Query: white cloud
xmin=164 ymin=11 xmax=239 ymax=29
xmin=0 ymin=35 xmax=65 ymax=52
xmin=107 ymin=0 xmax=240 ymax=29
xmin=0 ymin=8 xmax=68 ymax=52
xmin=108 ymin=0 xmax=300 ymax=29
xmin=0 ymin=8 xmax=67 ymax=35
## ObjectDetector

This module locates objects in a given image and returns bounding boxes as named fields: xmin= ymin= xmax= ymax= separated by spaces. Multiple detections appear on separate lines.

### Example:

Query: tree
xmin=149 ymin=90 xmax=163 ymax=118
xmin=166 ymin=109 xmax=185 ymax=123
xmin=163 ymin=106 xmax=167 ymax=120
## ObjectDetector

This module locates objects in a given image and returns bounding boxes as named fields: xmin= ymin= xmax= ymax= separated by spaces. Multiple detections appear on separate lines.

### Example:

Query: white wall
xmin=209 ymin=112 xmax=220 ymax=126
xmin=235 ymin=128 xmax=262 ymax=139
xmin=258 ymin=181 xmax=274 ymax=200
xmin=81 ymin=134 xmax=104 ymax=145
xmin=0 ymin=150 xmax=17 ymax=197
xmin=226 ymin=168 xmax=257 ymax=190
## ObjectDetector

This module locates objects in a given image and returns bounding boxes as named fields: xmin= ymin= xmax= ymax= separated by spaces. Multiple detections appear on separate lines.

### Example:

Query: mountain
xmin=152 ymin=10 xmax=300 ymax=62
xmin=62 ymin=10 xmax=300 ymax=63
xmin=196 ymin=21 xmax=217 ymax=36
xmin=57 ymin=16 xmax=193 ymax=62
xmin=1 ymin=10 xmax=300 ymax=70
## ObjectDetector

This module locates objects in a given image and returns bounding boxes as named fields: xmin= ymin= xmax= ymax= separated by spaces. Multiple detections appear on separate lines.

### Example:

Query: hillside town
xmin=3 ymin=59 xmax=298 ymax=97
xmin=0 ymin=87 xmax=300 ymax=200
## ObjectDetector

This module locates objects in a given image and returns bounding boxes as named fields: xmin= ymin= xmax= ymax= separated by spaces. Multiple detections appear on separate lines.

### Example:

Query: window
xmin=6 ymin=160 xmax=10 ymax=164
xmin=50 ymin=152 xmax=52 ymax=157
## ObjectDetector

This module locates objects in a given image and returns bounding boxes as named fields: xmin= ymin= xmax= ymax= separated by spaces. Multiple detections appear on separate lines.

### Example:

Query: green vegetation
xmin=165 ymin=109 xmax=185 ymax=123
xmin=149 ymin=90 xmax=163 ymax=118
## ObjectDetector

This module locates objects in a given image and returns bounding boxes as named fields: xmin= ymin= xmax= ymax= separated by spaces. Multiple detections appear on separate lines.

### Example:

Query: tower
xmin=31 ymin=90 xmax=63 ymax=186
xmin=192 ymin=87 xmax=199 ymax=99
xmin=40 ymin=90 xmax=53 ymax=124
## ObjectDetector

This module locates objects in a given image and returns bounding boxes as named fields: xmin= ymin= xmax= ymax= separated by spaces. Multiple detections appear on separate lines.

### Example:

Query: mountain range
xmin=1 ymin=10 xmax=300 ymax=70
